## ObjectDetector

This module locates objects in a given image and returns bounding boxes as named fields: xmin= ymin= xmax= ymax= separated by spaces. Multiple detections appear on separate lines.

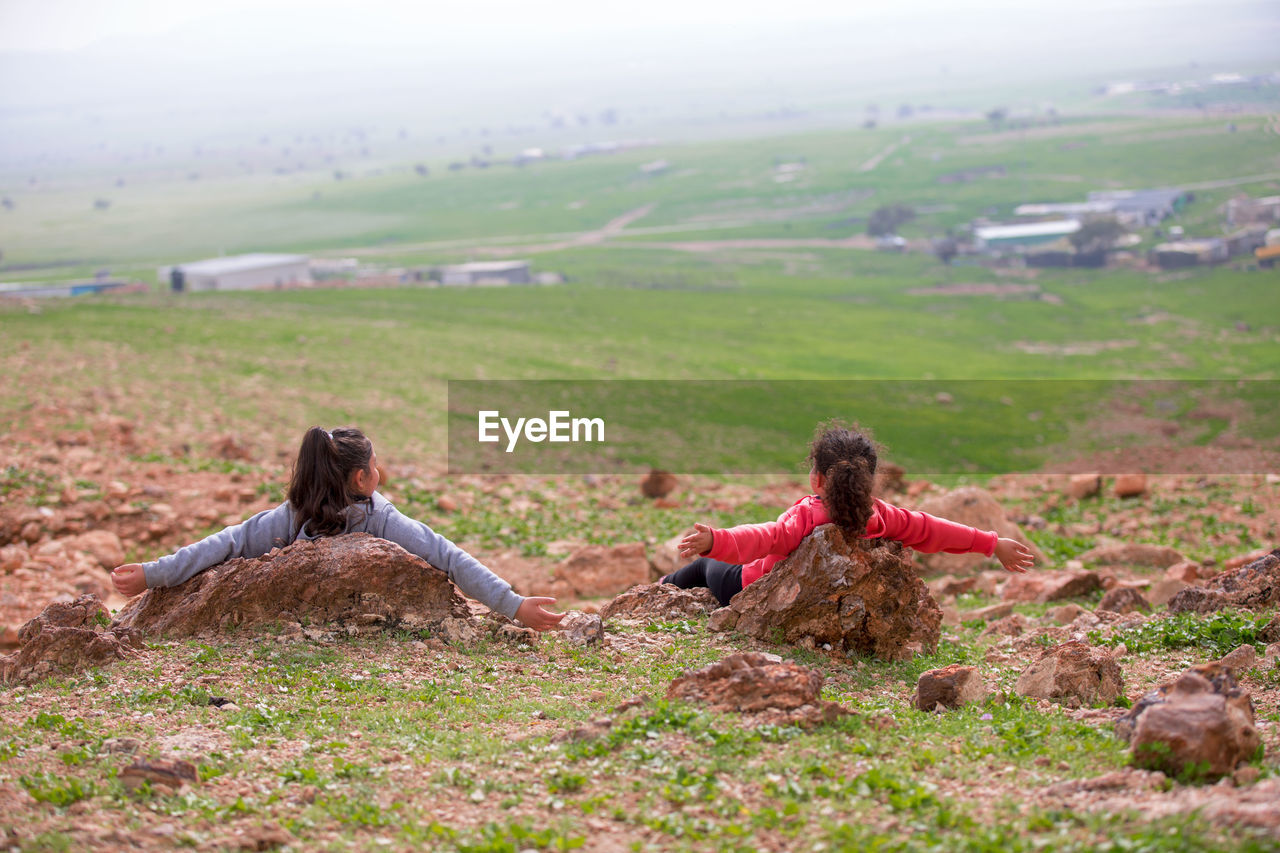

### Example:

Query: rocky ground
xmin=1 ymin=397 xmax=1279 ymax=851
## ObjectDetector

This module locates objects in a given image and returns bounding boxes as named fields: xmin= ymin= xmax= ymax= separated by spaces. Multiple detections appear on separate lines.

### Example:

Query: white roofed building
xmin=973 ymin=220 xmax=1081 ymax=252
xmin=441 ymin=260 xmax=532 ymax=286
xmin=160 ymin=253 xmax=311 ymax=292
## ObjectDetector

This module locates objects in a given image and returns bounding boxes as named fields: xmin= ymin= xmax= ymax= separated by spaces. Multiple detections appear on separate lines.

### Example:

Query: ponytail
xmin=287 ymin=426 xmax=373 ymax=538
xmin=809 ymin=421 xmax=878 ymax=540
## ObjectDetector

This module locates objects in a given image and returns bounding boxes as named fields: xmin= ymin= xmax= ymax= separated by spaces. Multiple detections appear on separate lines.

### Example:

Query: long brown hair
xmin=809 ymin=420 xmax=878 ymax=540
xmin=287 ymin=426 xmax=374 ymax=537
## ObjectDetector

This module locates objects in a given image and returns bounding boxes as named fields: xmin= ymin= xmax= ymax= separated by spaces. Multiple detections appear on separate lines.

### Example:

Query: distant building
xmin=1016 ymin=189 xmax=1188 ymax=229
xmin=973 ymin=220 xmax=1081 ymax=252
xmin=440 ymin=260 xmax=532 ymax=286
xmin=1086 ymin=189 xmax=1188 ymax=227
xmin=160 ymin=253 xmax=310 ymax=292
xmin=0 ymin=280 xmax=130 ymax=299
xmin=1225 ymin=195 xmax=1280 ymax=226
xmin=1014 ymin=202 xmax=1114 ymax=218
xmin=1224 ymin=225 xmax=1270 ymax=257
xmin=1151 ymin=239 xmax=1228 ymax=269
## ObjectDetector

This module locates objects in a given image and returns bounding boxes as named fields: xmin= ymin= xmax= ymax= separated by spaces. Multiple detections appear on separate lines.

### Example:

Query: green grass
xmin=2 ymin=104 xmax=1279 ymax=852
xmin=2 ymin=254 xmax=1275 ymax=473
xmin=1091 ymin=610 xmax=1279 ymax=659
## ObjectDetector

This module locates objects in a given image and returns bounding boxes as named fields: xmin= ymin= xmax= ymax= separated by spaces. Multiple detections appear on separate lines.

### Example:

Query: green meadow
xmin=2 ymin=250 xmax=1277 ymax=475
xmin=2 ymin=96 xmax=1280 ymax=852
xmin=2 ymin=111 xmax=1278 ymax=273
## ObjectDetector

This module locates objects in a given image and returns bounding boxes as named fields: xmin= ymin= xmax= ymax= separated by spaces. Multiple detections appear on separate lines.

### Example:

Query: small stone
xmin=1067 ymin=474 xmax=1101 ymax=500
xmin=1113 ymin=474 xmax=1147 ymax=498
xmin=960 ymin=602 xmax=1015 ymax=623
xmin=912 ymin=664 xmax=989 ymax=712
xmin=1049 ymin=603 xmax=1086 ymax=625
xmin=119 ymin=759 xmax=198 ymax=793
xmin=1015 ymin=640 xmax=1124 ymax=708
xmin=1217 ymin=644 xmax=1258 ymax=673
xmin=1233 ymin=765 xmax=1261 ymax=786
xmin=1097 ymin=587 xmax=1151 ymax=615
xmin=558 ymin=611 xmax=604 ymax=646
xmin=1147 ymin=578 xmax=1189 ymax=607
xmin=640 ymin=470 xmax=678 ymax=499
xmin=1165 ymin=561 xmax=1201 ymax=583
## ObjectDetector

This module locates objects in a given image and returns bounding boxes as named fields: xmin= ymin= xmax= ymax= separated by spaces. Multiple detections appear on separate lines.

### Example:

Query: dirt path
xmin=475 ymin=203 xmax=657 ymax=257
xmin=613 ymin=235 xmax=878 ymax=252
xmin=858 ymin=136 xmax=910 ymax=172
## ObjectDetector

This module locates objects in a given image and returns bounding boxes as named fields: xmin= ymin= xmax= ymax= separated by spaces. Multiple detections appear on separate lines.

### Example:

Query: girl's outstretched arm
xmin=114 ymin=502 xmax=295 ymax=593
xmin=379 ymin=504 xmax=563 ymax=630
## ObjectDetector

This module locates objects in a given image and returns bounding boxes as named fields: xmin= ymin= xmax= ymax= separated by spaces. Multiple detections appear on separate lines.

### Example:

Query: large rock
xmin=1120 ymin=665 xmax=1261 ymax=780
xmin=0 ymin=594 xmax=139 ymax=684
xmin=666 ymin=652 xmax=845 ymax=728
xmin=1078 ymin=543 xmax=1184 ymax=569
xmin=1002 ymin=569 xmax=1103 ymax=603
xmin=710 ymin=525 xmax=940 ymax=661
xmin=1168 ymin=549 xmax=1280 ymax=615
xmin=115 ymin=533 xmax=482 ymax=642
xmin=1015 ymin=640 xmax=1124 ymax=707
xmin=551 ymin=542 xmax=651 ymax=599
xmin=913 ymin=664 xmax=989 ymax=711
xmin=601 ymin=583 xmax=720 ymax=623
xmin=913 ymin=487 xmax=1045 ymax=573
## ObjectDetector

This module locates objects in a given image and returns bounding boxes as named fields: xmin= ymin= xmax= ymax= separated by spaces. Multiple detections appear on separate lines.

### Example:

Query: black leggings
xmin=663 ymin=557 xmax=744 ymax=607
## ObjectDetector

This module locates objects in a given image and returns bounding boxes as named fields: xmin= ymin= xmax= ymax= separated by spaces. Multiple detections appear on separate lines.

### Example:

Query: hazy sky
xmin=2 ymin=0 xmax=1275 ymax=166
xmin=4 ymin=0 xmax=1271 ymax=53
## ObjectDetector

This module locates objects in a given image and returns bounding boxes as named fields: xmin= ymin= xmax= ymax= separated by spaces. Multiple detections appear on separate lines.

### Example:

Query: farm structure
xmin=1151 ymin=238 xmax=1229 ymax=269
xmin=973 ymin=220 xmax=1080 ymax=252
xmin=0 ymin=280 xmax=131 ymax=299
xmin=1015 ymin=188 xmax=1188 ymax=229
xmin=441 ymin=260 xmax=532 ymax=286
xmin=160 ymin=254 xmax=311 ymax=292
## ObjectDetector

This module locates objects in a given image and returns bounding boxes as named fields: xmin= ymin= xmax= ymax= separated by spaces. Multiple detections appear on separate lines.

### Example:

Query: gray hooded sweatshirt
xmin=141 ymin=491 xmax=524 ymax=619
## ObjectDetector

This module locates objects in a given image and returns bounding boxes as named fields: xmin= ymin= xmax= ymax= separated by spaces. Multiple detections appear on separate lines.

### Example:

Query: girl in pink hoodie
xmin=661 ymin=422 xmax=1035 ymax=606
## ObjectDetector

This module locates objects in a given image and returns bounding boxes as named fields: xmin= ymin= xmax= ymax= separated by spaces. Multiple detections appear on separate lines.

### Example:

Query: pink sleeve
xmin=705 ymin=503 xmax=814 ymax=565
xmin=873 ymin=499 xmax=998 ymax=556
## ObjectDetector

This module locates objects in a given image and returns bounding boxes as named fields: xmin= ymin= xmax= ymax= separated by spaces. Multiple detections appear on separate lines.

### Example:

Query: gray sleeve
xmin=377 ymin=503 xmax=524 ymax=620
xmin=143 ymin=502 xmax=295 ymax=589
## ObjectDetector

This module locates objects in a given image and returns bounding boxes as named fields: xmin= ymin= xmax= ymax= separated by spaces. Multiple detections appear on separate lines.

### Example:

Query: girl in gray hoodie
xmin=110 ymin=426 xmax=563 ymax=631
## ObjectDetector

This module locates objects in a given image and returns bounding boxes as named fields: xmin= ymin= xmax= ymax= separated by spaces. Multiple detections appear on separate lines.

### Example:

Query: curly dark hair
xmin=287 ymin=426 xmax=374 ymax=537
xmin=808 ymin=420 xmax=879 ymax=540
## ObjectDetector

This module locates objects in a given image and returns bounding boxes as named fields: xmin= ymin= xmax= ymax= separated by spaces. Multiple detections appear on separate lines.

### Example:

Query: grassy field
xmin=2 ymin=111 xmax=1278 ymax=275
xmin=2 ymin=251 xmax=1276 ymax=474
xmin=2 ymin=100 xmax=1280 ymax=852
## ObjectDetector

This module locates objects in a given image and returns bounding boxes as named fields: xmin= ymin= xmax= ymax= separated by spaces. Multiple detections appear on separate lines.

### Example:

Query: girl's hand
xmin=516 ymin=597 xmax=565 ymax=631
xmin=111 ymin=563 xmax=148 ymax=597
xmin=994 ymin=538 xmax=1034 ymax=573
xmin=677 ymin=523 xmax=714 ymax=560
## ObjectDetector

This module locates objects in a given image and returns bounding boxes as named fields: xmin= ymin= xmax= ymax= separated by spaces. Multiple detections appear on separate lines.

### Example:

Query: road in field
xmin=858 ymin=136 xmax=910 ymax=172
xmin=319 ymin=165 xmax=1280 ymax=263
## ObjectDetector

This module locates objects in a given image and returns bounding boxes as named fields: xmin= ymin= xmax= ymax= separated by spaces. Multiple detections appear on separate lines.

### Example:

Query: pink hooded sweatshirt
xmin=704 ymin=495 xmax=999 ymax=587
